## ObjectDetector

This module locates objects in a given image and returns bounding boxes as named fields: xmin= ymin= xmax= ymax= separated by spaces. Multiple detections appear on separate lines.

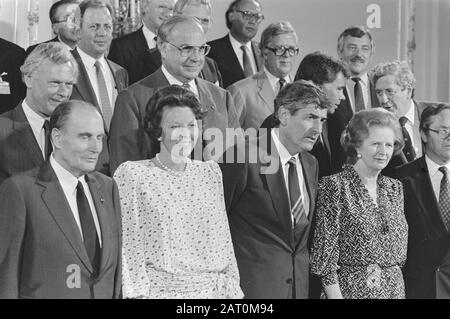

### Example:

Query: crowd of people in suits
xmin=0 ymin=0 xmax=450 ymax=299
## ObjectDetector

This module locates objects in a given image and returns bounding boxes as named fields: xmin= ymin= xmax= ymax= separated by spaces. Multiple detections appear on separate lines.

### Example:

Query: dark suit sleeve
xmin=0 ymin=178 xmax=26 ymax=298
xmin=108 ymin=39 xmax=125 ymax=69
xmin=111 ymin=179 xmax=122 ymax=299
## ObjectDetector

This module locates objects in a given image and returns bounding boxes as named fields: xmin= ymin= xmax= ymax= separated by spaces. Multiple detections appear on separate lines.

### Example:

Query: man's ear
xmin=52 ymin=128 xmax=62 ymax=150
xmin=277 ymin=107 xmax=290 ymax=126
xmin=420 ymin=130 xmax=428 ymax=145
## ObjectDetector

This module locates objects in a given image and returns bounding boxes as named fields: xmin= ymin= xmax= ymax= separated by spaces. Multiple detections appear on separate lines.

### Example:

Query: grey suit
xmin=0 ymin=162 xmax=122 ymax=299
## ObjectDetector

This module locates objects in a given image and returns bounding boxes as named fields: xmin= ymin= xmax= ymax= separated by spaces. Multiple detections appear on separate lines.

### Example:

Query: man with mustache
xmin=208 ymin=0 xmax=264 ymax=88
xmin=327 ymin=26 xmax=380 ymax=173
xmin=0 ymin=42 xmax=78 ymax=185
xmin=372 ymin=60 xmax=435 ymax=175
xmin=220 ymin=80 xmax=330 ymax=299
xmin=227 ymin=21 xmax=299 ymax=130
xmin=109 ymin=16 xmax=240 ymax=174
xmin=70 ymin=0 xmax=128 ymax=176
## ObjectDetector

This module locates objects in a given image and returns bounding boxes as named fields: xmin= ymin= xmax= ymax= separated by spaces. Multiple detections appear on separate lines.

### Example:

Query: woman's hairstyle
xmin=144 ymin=85 xmax=205 ymax=142
xmin=341 ymin=108 xmax=404 ymax=160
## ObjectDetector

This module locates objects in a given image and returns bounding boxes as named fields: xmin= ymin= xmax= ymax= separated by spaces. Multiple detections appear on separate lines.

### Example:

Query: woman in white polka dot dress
xmin=114 ymin=85 xmax=243 ymax=299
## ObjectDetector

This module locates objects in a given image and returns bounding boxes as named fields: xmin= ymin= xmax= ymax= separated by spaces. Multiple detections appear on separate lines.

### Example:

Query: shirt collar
xmin=229 ymin=33 xmax=252 ymax=51
xmin=50 ymin=154 xmax=87 ymax=195
xmin=161 ymin=65 xmax=198 ymax=95
xmin=22 ymin=100 xmax=47 ymax=128
xmin=142 ymin=24 xmax=157 ymax=49
xmin=57 ymin=36 xmax=75 ymax=51
xmin=264 ymin=66 xmax=291 ymax=90
xmin=425 ymin=154 xmax=450 ymax=177
xmin=403 ymin=99 xmax=416 ymax=124
xmin=349 ymin=72 xmax=369 ymax=87
xmin=271 ymin=128 xmax=298 ymax=166
xmin=77 ymin=47 xmax=106 ymax=70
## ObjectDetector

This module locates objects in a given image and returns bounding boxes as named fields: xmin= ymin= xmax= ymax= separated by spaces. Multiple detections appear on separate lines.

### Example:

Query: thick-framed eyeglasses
xmin=234 ymin=10 xmax=264 ymax=23
xmin=265 ymin=46 xmax=299 ymax=57
xmin=427 ymin=127 xmax=450 ymax=139
xmin=53 ymin=14 xmax=76 ymax=26
xmin=166 ymin=41 xmax=211 ymax=57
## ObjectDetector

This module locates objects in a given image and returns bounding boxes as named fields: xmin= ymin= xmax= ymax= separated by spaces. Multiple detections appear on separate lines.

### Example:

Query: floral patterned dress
xmin=310 ymin=165 xmax=408 ymax=299
xmin=114 ymin=159 xmax=243 ymax=299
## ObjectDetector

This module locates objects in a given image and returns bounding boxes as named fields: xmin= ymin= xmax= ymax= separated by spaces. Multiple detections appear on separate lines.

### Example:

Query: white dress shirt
xmin=264 ymin=67 xmax=291 ymax=94
xmin=229 ymin=33 xmax=257 ymax=76
xmin=402 ymin=99 xmax=423 ymax=157
xmin=425 ymin=155 xmax=450 ymax=201
xmin=22 ymin=100 xmax=48 ymax=159
xmin=142 ymin=24 xmax=157 ymax=50
xmin=77 ymin=48 xmax=117 ymax=111
xmin=271 ymin=129 xmax=310 ymax=220
xmin=346 ymin=72 xmax=372 ymax=110
xmin=57 ymin=36 xmax=75 ymax=52
xmin=161 ymin=65 xmax=199 ymax=97
xmin=50 ymin=155 xmax=102 ymax=247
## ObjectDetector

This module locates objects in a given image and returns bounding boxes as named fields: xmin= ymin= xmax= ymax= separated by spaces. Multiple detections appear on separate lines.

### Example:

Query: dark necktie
xmin=439 ymin=167 xmax=450 ymax=232
xmin=352 ymin=77 xmax=365 ymax=112
xmin=399 ymin=116 xmax=416 ymax=161
xmin=288 ymin=157 xmax=305 ymax=226
xmin=76 ymin=181 xmax=101 ymax=274
xmin=94 ymin=60 xmax=112 ymax=130
xmin=278 ymin=78 xmax=286 ymax=93
xmin=43 ymin=120 xmax=53 ymax=160
xmin=241 ymin=45 xmax=253 ymax=77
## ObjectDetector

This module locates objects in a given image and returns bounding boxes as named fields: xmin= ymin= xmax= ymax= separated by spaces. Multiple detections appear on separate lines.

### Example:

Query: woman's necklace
xmin=155 ymin=153 xmax=186 ymax=176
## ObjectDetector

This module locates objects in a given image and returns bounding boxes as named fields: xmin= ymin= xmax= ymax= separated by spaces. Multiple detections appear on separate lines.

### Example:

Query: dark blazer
xmin=208 ymin=35 xmax=263 ymax=88
xmin=0 ymin=162 xmax=122 ymax=299
xmin=0 ymin=103 xmax=44 ymax=185
xmin=395 ymin=156 xmax=450 ymax=299
xmin=327 ymin=80 xmax=380 ymax=173
xmin=24 ymin=36 xmax=58 ymax=58
xmin=0 ymin=38 xmax=26 ymax=114
xmin=220 ymin=132 xmax=319 ymax=299
xmin=109 ymin=67 xmax=240 ymax=174
xmin=70 ymin=48 xmax=129 ymax=176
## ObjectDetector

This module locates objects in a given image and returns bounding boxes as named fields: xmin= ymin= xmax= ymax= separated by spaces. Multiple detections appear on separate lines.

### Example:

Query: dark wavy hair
xmin=144 ymin=85 xmax=206 ymax=142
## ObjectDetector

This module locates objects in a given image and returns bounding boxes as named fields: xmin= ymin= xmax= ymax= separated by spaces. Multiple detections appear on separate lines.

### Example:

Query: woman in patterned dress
xmin=310 ymin=108 xmax=408 ymax=299
xmin=113 ymin=85 xmax=243 ymax=299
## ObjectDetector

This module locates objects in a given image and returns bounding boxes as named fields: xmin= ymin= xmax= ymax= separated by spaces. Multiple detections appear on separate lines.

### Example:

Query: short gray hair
xmin=157 ymin=15 xmax=203 ymax=43
xmin=174 ymin=0 xmax=211 ymax=15
xmin=259 ymin=21 xmax=297 ymax=54
xmin=20 ymin=42 xmax=78 ymax=79
xmin=371 ymin=60 xmax=416 ymax=92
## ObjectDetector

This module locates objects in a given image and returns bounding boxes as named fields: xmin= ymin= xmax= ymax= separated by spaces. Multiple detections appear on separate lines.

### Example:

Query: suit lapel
xmin=299 ymin=152 xmax=317 ymax=219
xmin=12 ymin=105 xmax=43 ymax=166
xmin=321 ymin=123 xmax=332 ymax=163
xmin=223 ymin=36 xmax=245 ymax=78
xmin=71 ymin=49 xmax=100 ymax=109
xmin=37 ymin=162 xmax=94 ymax=273
xmin=251 ymin=41 xmax=263 ymax=72
xmin=106 ymin=59 xmax=125 ymax=92
xmin=256 ymin=72 xmax=275 ymax=113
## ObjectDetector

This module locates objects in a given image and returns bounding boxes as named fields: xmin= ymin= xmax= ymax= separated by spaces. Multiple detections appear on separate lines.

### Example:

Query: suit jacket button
xmin=286 ymin=278 xmax=293 ymax=284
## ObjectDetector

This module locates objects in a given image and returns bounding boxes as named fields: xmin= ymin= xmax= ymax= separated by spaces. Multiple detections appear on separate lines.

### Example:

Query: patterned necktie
xmin=352 ymin=77 xmax=365 ymax=112
xmin=240 ymin=45 xmax=254 ymax=77
xmin=94 ymin=60 xmax=112 ymax=130
xmin=399 ymin=116 xmax=416 ymax=161
xmin=439 ymin=166 xmax=450 ymax=232
xmin=288 ymin=157 xmax=305 ymax=226
xmin=76 ymin=181 xmax=101 ymax=275
xmin=182 ymin=82 xmax=192 ymax=92
xmin=43 ymin=120 xmax=53 ymax=160
xmin=278 ymin=78 xmax=286 ymax=93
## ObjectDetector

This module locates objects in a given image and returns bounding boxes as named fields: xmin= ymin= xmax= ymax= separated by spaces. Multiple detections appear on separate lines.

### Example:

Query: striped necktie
xmin=94 ymin=60 xmax=112 ymax=130
xmin=288 ymin=156 xmax=305 ymax=226
xmin=439 ymin=166 xmax=450 ymax=232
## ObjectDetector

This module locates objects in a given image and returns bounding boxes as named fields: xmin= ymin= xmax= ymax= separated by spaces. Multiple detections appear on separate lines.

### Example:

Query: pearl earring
xmin=356 ymin=153 xmax=362 ymax=159
xmin=157 ymin=136 xmax=162 ymax=142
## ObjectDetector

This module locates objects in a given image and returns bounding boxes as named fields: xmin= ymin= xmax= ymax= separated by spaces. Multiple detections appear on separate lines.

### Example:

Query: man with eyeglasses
xmin=108 ymin=0 xmax=175 ymax=84
xmin=208 ymin=0 xmax=264 ymax=88
xmin=227 ymin=21 xmax=299 ymax=130
xmin=25 ymin=0 xmax=81 ymax=58
xmin=131 ymin=0 xmax=223 ymax=87
xmin=395 ymin=103 xmax=450 ymax=299
xmin=109 ymin=16 xmax=240 ymax=174
xmin=70 ymin=0 xmax=128 ymax=176
xmin=0 ymin=42 xmax=78 ymax=185
xmin=372 ymin=60 xmax=435 ymax=176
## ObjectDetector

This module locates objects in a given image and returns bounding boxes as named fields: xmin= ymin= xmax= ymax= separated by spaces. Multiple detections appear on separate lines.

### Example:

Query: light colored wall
xmin=0 ymin=0 xmax=448 ymax=102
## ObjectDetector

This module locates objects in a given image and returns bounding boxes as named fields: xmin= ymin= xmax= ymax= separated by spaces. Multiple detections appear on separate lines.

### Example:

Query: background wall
xmin=0 ymin=0 xmax=448 ymax=102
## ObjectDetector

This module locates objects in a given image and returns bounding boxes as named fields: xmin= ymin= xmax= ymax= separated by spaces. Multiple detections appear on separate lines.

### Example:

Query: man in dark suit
xmin=109 ymin=16 xmax=240 ymax=173
xmin=123 ymin=0 xmax=222 ymax=86
xmin=25 ymin=0 xmax=80 ymax=57
xmin=70 ymin=0 xmax=128 ymax=175
xmin=372 ymin=60 xmax=432 ymax=176
xmin=0 ymin=42 xmax=78 ymax=185
xmin=327 ymin=26 xmax=380 ymax=173
xmin=227 ymin=21 xmax=299 ymax=130
xmin=0 ymin=100 xmax=121 ymax=299
xmin=108 ymin=0 xmax=175 ymax=84
xmin=220 ymin=81 xmax=329 ymax=299
xmin=0 ymin=38 xmax=26 ymax=113
xmin=395 ymin=103 xmax=450 ymax=299
xmin=208 ymin=0 xmax=264 ymax=88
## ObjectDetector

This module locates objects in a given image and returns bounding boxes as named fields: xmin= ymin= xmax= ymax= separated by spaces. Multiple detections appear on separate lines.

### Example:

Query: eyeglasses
xmin=265 ymin=46 xmax=299 ymax=57
xmin=194 ymin=16 xmax=212 ymax=26
xmin=54 ymin=14 xmax=76 ymax=26
xmin=427 ymin=127 xmax=450 ymax=139
xmin=375 ymin=88 xmax=400 ymax=98
xmin=166 ymin=41 xmax=211 ymax=57
xmin=234 ymin=10 xmax=264 ymax=23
